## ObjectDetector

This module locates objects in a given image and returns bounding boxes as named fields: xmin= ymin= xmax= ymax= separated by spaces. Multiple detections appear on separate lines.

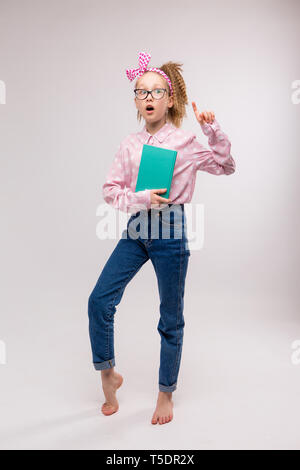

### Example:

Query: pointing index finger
xmin=192 ymin=101 xmax=200 ymax=119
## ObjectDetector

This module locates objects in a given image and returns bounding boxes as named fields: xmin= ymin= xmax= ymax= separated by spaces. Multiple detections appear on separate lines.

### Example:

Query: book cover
xmin=134 ymin=144 xmax=178 ymax=199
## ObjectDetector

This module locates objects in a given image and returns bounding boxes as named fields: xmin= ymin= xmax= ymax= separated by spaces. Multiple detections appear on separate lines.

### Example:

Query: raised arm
xmin=190 ymin=103 xmax=236 ymax=175
xmin=188 ymin=118 xmax=236 ymax=175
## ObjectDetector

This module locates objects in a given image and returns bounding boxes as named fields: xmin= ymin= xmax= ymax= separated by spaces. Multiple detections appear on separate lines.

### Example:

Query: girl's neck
xmin=146 ymin=118 xmax=167 ymax=136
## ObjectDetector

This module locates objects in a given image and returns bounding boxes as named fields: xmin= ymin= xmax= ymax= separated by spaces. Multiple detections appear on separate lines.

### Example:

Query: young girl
xmin=88 ymin=51 xmax=236 ymax=425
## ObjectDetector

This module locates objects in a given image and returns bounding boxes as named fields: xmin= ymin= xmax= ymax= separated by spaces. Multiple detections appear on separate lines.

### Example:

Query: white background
xmin=0 ymin=0 xmax=299 ymax=450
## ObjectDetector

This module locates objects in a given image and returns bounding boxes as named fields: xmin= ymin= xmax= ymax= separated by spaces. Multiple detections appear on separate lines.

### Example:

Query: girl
xmin=88 ymin=51 xmax=236 ymax=425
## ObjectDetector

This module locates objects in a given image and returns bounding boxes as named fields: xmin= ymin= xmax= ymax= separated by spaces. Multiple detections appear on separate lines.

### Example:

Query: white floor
xmin=0 ymin=288 xmax=300 ymax=450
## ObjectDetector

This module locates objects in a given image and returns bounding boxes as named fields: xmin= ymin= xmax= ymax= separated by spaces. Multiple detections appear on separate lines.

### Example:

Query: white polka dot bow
xmin=126 ymin=51 xmax=173 ymax=96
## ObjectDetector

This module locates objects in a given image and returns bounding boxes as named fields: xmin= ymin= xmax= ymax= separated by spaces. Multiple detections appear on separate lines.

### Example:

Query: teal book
xmin=134 ymin=144 xmax=178 ymax=199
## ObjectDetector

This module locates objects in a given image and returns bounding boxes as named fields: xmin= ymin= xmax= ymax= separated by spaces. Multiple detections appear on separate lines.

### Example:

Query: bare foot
xmin=151 ymin=391 xmax=174 ymax=425
xmin=101 ymin=368 xmax=123 ymax=416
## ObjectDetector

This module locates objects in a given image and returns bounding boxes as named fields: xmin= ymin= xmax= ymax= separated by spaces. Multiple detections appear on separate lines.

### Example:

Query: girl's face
xmin=134 ymin=72 xmax=174 ymax=125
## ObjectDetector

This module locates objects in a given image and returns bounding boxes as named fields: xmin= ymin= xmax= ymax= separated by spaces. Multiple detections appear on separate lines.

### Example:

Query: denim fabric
xmin=88 ymin=203 xmax=190 ymax=392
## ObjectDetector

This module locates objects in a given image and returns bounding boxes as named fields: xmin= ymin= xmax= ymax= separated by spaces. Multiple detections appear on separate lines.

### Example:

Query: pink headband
xmin=126 ymin=51 xmax=173 ymax=96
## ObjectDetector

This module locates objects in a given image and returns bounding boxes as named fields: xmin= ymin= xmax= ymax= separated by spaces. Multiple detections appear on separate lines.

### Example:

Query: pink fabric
xmin=126 ymin=51 xmax=174 ymax=96
xmin=102 ymin=119 xmax=236 ymax=214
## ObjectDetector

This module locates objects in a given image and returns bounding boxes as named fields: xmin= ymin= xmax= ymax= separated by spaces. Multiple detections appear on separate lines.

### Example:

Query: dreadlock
xmin=135 ymin=61 xmax=189 ymax=128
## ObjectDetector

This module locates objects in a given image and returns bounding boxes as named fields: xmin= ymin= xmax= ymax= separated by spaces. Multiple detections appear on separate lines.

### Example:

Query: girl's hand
xmin=192 ymin=102 xmax=215 ymax=125
xmin=150 ymin=188 xmax=171 ymax=205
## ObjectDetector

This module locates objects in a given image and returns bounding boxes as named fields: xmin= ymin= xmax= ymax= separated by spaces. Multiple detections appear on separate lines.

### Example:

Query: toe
xmin=151 ymin=414 xmax=158 ymax=424
xmin=102 ymin=409 xmax=116 ymax=416
xmin=101 ymin=403 xmax=118 ymax=416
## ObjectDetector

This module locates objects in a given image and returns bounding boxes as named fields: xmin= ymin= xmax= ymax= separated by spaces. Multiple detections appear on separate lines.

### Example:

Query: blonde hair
xmin=135 ymin=61 xmax=189 ymax=128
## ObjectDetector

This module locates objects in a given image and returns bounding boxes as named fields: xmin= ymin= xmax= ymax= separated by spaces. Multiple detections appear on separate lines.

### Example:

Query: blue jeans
xmin=88 ymin=203 xmax=190 ymax=392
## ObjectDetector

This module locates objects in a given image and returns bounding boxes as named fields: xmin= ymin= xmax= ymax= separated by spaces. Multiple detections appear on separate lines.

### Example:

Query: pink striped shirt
xmin=102 ymin=119 xmax=236 ymax=214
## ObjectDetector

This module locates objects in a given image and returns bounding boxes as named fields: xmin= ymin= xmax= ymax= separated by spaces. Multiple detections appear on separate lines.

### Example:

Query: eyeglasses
xmin=134 ymin=88 xmax=167 ymax=100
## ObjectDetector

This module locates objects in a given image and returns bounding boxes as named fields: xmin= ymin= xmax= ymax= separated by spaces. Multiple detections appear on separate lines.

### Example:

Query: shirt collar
xmin=136 ymin=121 xmax=176 ymax=145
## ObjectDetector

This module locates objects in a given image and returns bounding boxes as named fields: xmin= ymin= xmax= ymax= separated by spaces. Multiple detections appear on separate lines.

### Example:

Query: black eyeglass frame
xmin=133 ymin=88 xmax=168 ymax=100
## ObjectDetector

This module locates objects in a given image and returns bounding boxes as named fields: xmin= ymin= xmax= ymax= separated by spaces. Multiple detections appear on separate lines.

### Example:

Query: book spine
xmin=166 ymin=151 xmax=177 ymax=198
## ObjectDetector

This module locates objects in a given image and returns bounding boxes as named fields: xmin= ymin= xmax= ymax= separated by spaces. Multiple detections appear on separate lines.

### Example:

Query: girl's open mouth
xmin=146 ymin=106 xmax=155 ymax=114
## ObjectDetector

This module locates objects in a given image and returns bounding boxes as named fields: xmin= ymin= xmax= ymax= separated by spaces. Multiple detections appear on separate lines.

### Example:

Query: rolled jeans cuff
xmin=93 ymin=358 xmax=115 ymax=370
xmin=159 ymin=382 xmax=177 ymax=392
